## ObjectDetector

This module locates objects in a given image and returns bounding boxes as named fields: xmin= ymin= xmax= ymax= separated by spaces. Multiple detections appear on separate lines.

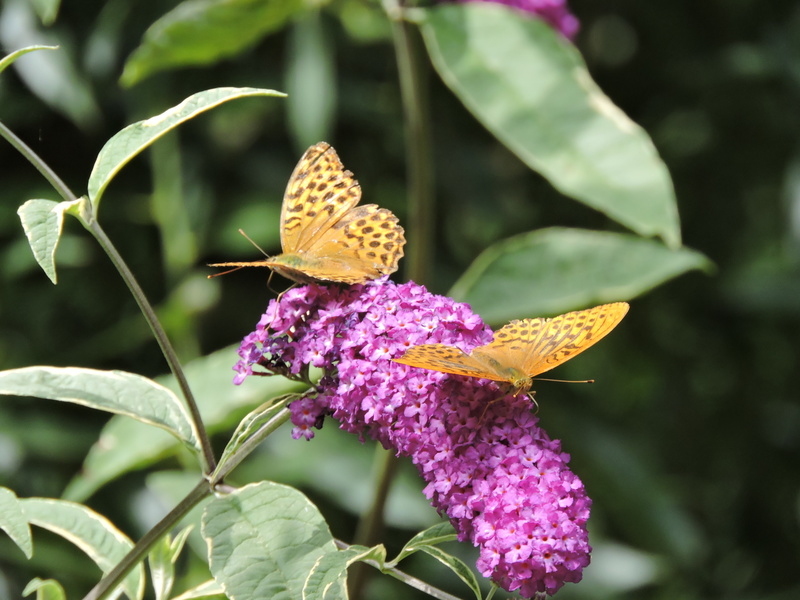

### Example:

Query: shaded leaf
xmin=121 ymin=0 xmax=304 ymax=86
xmin=449 ymin=228 xmax=712 ymax=324
xmin=0 ymin=486 xmax=33 ymax=559
xmin=87 ymin=87 xmax=286 ymax=211
xmin=27 ymin=0 xmax=61 ymax=25
xmin=418 ymin=4 xmax=681 ymax=247
xmin=23 ymin=498 xmax=144 ymax=600
xmin=0 ymin=366 xmax=201 ymax=454
xmin=201 ymin=481 xmax=337 ymax=600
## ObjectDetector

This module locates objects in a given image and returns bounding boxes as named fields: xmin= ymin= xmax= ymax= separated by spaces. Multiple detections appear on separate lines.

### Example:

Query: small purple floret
xmin=234 ymin=279 xmax=591 ymax=596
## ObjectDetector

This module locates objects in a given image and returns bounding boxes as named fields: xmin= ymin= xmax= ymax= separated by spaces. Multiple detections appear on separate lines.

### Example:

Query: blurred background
xmin=1 ymin=0 xmax=799 ymax=598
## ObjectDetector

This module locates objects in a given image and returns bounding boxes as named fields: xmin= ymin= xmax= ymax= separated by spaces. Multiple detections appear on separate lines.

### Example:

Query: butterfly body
xmin=209 ymin=142 xmax=405 ymax=284
xmin=393 ymin=303 xmax=629 ymax=396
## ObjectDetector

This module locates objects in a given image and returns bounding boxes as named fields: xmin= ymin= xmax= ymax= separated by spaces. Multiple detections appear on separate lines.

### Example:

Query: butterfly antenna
xmin=238 ymin=228 xmax=271 ymax=258
xmin=533 ymin=378 xmax=595 ymax=384
xmin=207 ymin=265 xmax=244 ymax=278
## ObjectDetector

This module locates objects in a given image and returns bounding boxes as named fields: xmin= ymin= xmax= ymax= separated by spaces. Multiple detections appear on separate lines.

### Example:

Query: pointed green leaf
xmin=201 ymin=481 xmax=337 ymax=600
xmin=449 ymin=228 xmax=712 ymax=324
xmin=16 ymin=199 xmax=79 ymax=284
xmin=22 ymin=578 xmax=66 ymax=600
xmin=391 ymin=522 xmax=456 ymax=564
xmin=171 ymin=579 xmax=225 ymax=600
xmin=0 ymin=45 xmax=58 ymax=74
xmin=0 ymin=366 xmax=201 ymax=454
xmin=0 ymin=486 xmax=33 ymax=558
xmin=27 ymin=0 xmax=61 ymax=25
xmin=87 ymin=87 xmax=286 ymax=211
xmin=215 ymin=398 xmax=293 ymax=477
xmin=149 ymin=527 xmax=192 ymax=600
xmin=418 ymin=4 xmax=681 ymax=247
xmin=416 ymin=546 xmax=481 ymax=600
xmin=121 ymin=0 xmax=304 ymax=86
xmin=304 ymin=545 xmax=386 ymax=600
xmin=22 ymin=498 xmax=145 ymax=600
xmin=63 ymin=346 xmax=307 ymax=502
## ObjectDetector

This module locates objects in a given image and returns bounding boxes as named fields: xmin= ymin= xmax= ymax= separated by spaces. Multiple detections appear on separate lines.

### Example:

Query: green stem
xmin=0 ymin=120 xmax=76 ymax=202
xmin=348 ymin=4 xmax=436 ymax=597
xmin=82 ymin=479 xmax=212 ymax=600
xmin=86 ymin=218 xmax=216 ymax=474
xmin=0 ymin=119 xmax=216 ymax=474
xmin=349 ymin=445 xmax=399 ymax=597
xmin=385 ymin=0 xmax=435 ymax=286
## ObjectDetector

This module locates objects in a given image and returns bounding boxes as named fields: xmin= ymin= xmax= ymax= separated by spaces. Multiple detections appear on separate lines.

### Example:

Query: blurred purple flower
xmin=234 ymin=279 xmax=591 ymax=596
xmin=453 ymin=0 xmax=580 ymax=39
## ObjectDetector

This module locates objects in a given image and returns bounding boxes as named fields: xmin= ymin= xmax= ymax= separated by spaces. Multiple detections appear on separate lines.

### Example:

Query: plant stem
xmin=82 ymin=479 xmax=212 ymax=600
xmin=0 ymin=119 xmax=216 ymax=474
xmin=0 ymin=120 xmax=76 ymax=202
xmin=385 ymin=0 xmax=435 ymax=286
xmin=349 ymin=445 xmax=399 ymax=597
xmin=348 ymin=4 xmax=436 ymax=597
xmin=86 ymin=218 xmax=217 ymax=474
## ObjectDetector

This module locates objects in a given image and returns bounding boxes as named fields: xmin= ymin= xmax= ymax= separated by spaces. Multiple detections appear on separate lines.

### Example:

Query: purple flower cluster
xmin=234 ymin=279 xmax=591 ymax=596
xmin=455 ymin=0 xmax=580 ymax=39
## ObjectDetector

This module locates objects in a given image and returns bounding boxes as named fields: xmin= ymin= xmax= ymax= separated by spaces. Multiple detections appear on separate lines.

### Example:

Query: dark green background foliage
xmin=1 ymin=0 xmax=799 ymax=598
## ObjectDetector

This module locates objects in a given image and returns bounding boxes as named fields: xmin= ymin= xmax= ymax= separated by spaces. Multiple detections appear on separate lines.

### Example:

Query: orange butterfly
xmin=209 ymin=142 xmax=405 ymax=284
xmin=394 ymin=303 xmax=629 ymax=396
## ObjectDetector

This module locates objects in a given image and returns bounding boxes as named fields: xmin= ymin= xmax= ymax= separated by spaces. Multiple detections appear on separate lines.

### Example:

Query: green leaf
xmin=171 ymin=579 xmax=225 ymax=600
xmin=22 ymin=578 xmax=66 ymax=600
xmin=304 ymin=545 xmax=386 ymax=600
xmin=63 ymin=346 xmax=307 ymax=502
xmin=418 ymin=4 xmax=681 ymax=247
xmin=0 ymin=45 xmax=58 ymax=74
xmin=16 ymin=199 xmax=78 ymax=284
xmin=87 ymin=87 xmax=286 ymax=211
xmin=121 ymin=0 xmax=305 ymax=86
xmin=149 ymin=527 xmax=193 ymax=600
xmin=0 ymin=366 xmax=202 ymax=454
xmin=215 ymin=398 xmax=294 ymax=478
xmin=391 ymin=522 xmax=456 ymax=564
xmin=201 ymin=481 xmax=337 ymax=600
xmin=449 ymin=227 xmax=712 ymax=324
xmin=415 ymin=545 xmax=481 ymax=600
xmin=22 ymin=498 xmax=145 ymax=600
xmin=0 ymin=486 xmax=33 ymax=559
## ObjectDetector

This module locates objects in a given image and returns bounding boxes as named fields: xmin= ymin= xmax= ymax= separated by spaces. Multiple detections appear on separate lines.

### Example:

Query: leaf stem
xmin=82 ymin=479 xmax=212 ymax=600
xmin=384 ymin=0 xmax=435 ymax=286
xmin=85 ymin=218 xmax=217 ymax=474
xmin=0 ymin=120 xmax=77 ymax=202
xmin=0 ymin=119 xmax=216 ymax=474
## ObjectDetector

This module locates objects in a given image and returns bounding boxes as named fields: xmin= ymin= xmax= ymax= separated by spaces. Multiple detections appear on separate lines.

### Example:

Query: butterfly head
xmin=507 ymin=369 xmax=533 ymax=397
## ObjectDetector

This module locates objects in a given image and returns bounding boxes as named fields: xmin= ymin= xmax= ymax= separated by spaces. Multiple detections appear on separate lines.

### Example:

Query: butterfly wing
xmin=280 ymin=142 xmax=362 ymax=254
xmin=393 ymin=344 xmax=508 ymax=382
xmin=483 ymin=302 xmax=629 ymax=379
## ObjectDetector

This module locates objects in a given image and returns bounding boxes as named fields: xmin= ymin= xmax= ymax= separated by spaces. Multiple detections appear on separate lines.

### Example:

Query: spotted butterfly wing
xmin=209 ymin=142 xmax=405 ymax=284
xmin=394 ymin=303 xmax=629 ymax=395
